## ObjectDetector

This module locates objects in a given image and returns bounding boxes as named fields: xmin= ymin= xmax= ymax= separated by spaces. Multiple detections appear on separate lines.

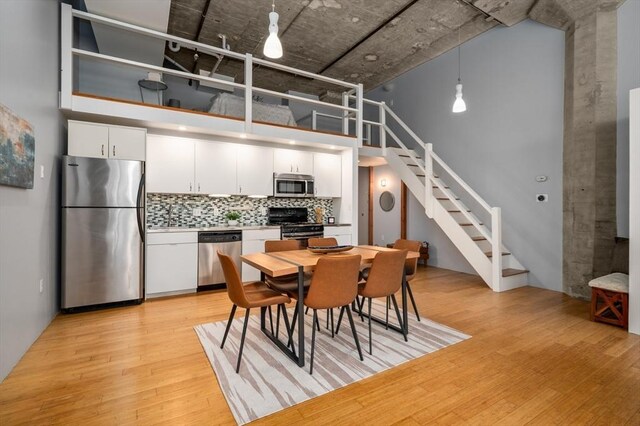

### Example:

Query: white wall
xmin=616 ymin=0 xmax=640 ymax=238
xmin=368 ymin=20 xmax=565 ymax=290
xmin=0 ymin=0 xmax=64 ymax=381
xmin=370 ymin=165 xmax=401 ymax=246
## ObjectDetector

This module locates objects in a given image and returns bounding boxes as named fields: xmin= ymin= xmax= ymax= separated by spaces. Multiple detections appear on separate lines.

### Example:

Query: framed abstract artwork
xmin=0 ymin=103 xmax=35 ymax=189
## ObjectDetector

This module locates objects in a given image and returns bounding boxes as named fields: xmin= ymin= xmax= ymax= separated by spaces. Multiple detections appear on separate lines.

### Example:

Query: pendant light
xmin=263 ymin=0 xmax=283 ymax=59
xmin=452 ymin=29 xmax=467 ymax=113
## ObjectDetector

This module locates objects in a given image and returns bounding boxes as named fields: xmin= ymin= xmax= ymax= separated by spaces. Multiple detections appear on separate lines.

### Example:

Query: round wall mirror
xmin=379 ymin=191 xmax=395 ymax=212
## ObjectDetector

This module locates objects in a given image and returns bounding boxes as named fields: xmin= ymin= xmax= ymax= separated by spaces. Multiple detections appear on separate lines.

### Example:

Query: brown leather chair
xmin=393 ymin=239 xmax=422 ymax=321
xmin=303 ymin=254 xmax=363 ymax=374
xmin=338 ymin=250 xmax=408 ymax=354
xmin=307 ymin=237 xmax=338 ymax=247
xmin=218 ymin=252 xmax=293 ymax=373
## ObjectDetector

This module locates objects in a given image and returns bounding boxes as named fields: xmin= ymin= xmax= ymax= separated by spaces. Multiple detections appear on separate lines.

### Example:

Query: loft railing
xmin=60 ymin=4 xmax=364 ymax=144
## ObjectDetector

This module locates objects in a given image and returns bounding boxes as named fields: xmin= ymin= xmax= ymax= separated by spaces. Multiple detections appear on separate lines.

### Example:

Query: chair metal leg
xmin=335 ymin=305 xmax=346 ymax=334
xmin=391 ymin=294 xmax=408 ymax=342
xmin=326 ymin=309 xmax=330 ymax=329
xmin=314 ymin=312 xmax=321 ymax=331
xmin=275 ymin=304 xmax=281 ymax=339
xmin=330 ymin=308 xmax=335 ymax=338
xmin=288 ymin=300 xmax=299 ymax=348
xmin=345 ymin=305 xmax=364 ymax=361
xmin=358 ymin=296 xmax=365 ymax=321
xmin=368 ymin=297 xmax=373 ymax=355
xmin=406 ymin=281 xmax=421 ymax=322
xmin=236 ymin=308 xmax=251 ymax=373
xmin=305 ymin=306 xmax=309 ymax=315
xmin=279 ymin=303 xmax=296 ymax=357
xmin=385 ymin=296 xmax=390 ymax=330
xmin=268 ymin=305 xmax=275 ymax=335
xmin=220 ymin=304 xmax=237 ymax=349
xmin=310 ymin=309 xmax=318 ymax=375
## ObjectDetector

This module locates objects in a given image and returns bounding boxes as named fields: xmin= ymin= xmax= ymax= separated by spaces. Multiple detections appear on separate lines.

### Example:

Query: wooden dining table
xmin=241 ymin=245 xmax=420 ymax=367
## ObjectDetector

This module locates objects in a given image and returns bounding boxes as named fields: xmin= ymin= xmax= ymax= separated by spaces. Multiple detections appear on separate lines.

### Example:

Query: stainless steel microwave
xmin=273 ymin=173 xmax=314 ymax=198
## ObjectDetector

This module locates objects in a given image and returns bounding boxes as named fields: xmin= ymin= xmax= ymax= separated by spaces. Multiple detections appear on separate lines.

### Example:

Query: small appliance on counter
xmin=61 ymin=156 xmax=145 ymax=310
xmin=268 ymin=207 xmax=323 ymax=248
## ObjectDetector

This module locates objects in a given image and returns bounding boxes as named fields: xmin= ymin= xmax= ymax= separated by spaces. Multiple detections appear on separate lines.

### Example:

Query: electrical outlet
xmin=259 ymin=207 xmax=267 ymax=216
xmin=381 ymin=234 xmax=385 ymax=242
xmin=212 ymin=207 xmax=219 ymax=215
xmin=536 ymin=194 xmax=548 ymax=202
xmin=40 ymin=165 xmax=44 ymax=179
xmin=193 ymin=208 xmax=202 ymax=217
xmin=39 ymin=279 xmax=44 ymax=293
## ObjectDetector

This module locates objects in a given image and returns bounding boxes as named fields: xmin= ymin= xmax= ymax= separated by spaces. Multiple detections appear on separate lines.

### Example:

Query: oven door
xmin=275 ymin=179 xmax=307 ymax=197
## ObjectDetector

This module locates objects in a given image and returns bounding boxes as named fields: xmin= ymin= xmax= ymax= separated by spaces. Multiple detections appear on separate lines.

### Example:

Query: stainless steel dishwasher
xmin=198 ymin=230 xmax=242 ymax=290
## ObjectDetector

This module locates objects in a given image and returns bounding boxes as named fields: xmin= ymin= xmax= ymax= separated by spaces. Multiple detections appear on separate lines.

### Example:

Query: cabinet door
xmin=293 ymin=151 xmax=314 ymax=175
xmin=237 ymin=145 xmax=274 ymax=196
xmin=313 ymin=152 xmax=341 ymax=197
xmin=68 ymin=121 xmax=108 ymax=159
xmin=273 ymin=148 xmax=297 ymax=174
xmin=146 ymin=135 xmax=195 ymax=194
xmin=241 ymin=239 xmax=266 ymax=281
xmin=195 ymin=140 xmax=237 ymax=195
xmin=109 ymin=126 xmax=146 ymax=161
xmin=146 ymin=243 xmax=198 ymax=295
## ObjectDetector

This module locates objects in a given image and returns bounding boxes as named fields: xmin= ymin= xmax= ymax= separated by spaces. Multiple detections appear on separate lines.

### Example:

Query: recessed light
xmin=209 ymin=194 xmax=231 ymax=198
xmin=178 ymin=125 xmax=186 ymax=131
xmin=240 ymin=133 xmax=247 ymax=139
xmin=329 ymin=145 xmax=336 ymax=150
xmin=289 ymin=140 xmax=295 ymax=145
xmin=248 ymin=195 xmax=268 ymax=199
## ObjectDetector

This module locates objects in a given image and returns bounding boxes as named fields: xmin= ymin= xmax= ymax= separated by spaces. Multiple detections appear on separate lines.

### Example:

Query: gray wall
xmin=370 ymin=165 xmax=402 ymax=246
xmin=368 ymin=20 xmax=565 ymax=291
xmin=616 ymin=0 xmax=640 ymax=238
xmin=0 ymin=0 xmax=64 ymax=381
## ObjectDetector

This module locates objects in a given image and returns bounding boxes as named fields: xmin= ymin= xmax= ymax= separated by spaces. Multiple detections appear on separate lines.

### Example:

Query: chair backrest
xmin=393 ymin=239 xmax=421 ymax=276
xmin=308 ymin=237 xmax=338 ymax=247
xmin=218 ymin=251 xmax=249 ymax=308
xmin=305 ymin=255 xmax=361 ymax=309
xmin=265 ymin=239 xmax=300 ymax=253
xmin=360 ymin=250 xmax=408 ymax=298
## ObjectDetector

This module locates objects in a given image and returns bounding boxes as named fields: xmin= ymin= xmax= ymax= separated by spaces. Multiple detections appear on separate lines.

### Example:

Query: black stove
xmin=268 ymin=208 xmax=324 ymax=245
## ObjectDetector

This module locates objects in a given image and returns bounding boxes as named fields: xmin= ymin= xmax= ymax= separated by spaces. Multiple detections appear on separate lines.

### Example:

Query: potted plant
xmin=225 ymin=211 xmax=241 ymax=226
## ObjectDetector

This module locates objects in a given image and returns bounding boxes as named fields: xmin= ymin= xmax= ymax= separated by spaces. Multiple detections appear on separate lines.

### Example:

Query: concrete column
xmin=562 ymin=1 xmax=619 ymax=298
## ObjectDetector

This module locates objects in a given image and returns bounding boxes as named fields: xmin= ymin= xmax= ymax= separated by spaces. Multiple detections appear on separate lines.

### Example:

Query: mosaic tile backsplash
xmin=147 ymin=193 xmax=334 ymax=227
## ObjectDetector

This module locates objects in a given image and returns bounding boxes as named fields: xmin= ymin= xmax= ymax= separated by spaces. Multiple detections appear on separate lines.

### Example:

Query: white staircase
xmin=361 ymin=100 xmax=528 ymax=292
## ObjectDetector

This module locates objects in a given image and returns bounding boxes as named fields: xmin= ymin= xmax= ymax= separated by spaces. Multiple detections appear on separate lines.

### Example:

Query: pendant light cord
xmin=457 ymin=28 xmax=461 ymax=83
xmin=272 ymin=0 xmax=275 ymax=12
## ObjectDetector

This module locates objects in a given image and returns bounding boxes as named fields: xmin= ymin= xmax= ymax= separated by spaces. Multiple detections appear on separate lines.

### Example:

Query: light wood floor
xmin=1 ymin=267 xmax=639 ymax=425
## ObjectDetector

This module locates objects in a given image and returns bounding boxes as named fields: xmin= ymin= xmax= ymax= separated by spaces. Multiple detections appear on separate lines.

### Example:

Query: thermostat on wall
xmin=535 ymin=175 xmax=548 ymax=182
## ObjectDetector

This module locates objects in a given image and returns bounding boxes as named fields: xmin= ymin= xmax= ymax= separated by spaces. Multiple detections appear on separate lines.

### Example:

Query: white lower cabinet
xmin=324 ymin=226 xmax=352 ymax=246
xmin=241 ymin=228 xmax=281 ymax=281
xmin=146 ymin=232 xmax=198 ymax=297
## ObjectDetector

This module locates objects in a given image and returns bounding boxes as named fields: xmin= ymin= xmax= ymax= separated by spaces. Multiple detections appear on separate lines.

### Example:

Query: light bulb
xmin=263 ymin=11 xmax=283 ymax=59
xmin=452 ymin=83 xmax=466 ymax=113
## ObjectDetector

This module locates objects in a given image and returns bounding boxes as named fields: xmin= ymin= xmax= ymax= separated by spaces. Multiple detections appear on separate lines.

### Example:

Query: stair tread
xmin=502 ymin=268 xmax=529 ymax=277
xmin=398 ymin=154 xmax=422 ymax=159
xmin=485 ymin=251 xmax=511 ymax=257
xmin=433 ymin=185 xmax=450 ymax=189
xmin=459 ymin=222 xmax=483 ymax=226
xmin=448 ymin=209 xmax=471 ymax=213
xmin=471 ymin=236 xmax=487 ymax=241
xmin=437 ymin=197 xmax=460 ymax=200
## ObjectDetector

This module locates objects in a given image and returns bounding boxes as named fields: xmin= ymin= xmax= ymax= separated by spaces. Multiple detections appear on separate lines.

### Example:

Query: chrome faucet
xmin=167 ymin=204 xmax=174 ymax=227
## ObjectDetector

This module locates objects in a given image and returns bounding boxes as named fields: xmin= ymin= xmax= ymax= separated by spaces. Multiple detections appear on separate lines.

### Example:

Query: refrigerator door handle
xmin=136 ymin=173 xmax=145 ymax=243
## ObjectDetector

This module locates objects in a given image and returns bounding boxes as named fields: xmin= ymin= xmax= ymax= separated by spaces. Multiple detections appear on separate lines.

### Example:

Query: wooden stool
xmin=589 ymin=273 xmax=629 ymax=329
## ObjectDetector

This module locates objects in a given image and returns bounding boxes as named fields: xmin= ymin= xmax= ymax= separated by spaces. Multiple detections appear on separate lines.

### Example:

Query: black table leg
xmin=402 ymin=269 xmax=409 ymax=337
xmin=297 ymin=266 xmax=305 ymax=367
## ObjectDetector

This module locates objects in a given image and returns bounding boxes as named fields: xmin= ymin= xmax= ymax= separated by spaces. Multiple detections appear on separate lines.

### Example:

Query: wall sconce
xmin=380 ymin=178 xmax=387 ymax=187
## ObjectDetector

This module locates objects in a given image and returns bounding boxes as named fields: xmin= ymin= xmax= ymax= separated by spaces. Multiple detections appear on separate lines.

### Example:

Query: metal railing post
xmin=244 ymin=53 xmax=253 ymax=134
xmin=491 ymin=207 xmax=503 ymax=291
xmin=60 ymin=3 xmax=73 ymax=109
xmin=342 ymin=92 xmax=349 ymax=136
xmin=356 ymin=83 xmax=364 ymax=147
xmin=425 ymin=143 xmax=434 ymax=218
xmin=379 ymin=101 xmax=386 ymax=156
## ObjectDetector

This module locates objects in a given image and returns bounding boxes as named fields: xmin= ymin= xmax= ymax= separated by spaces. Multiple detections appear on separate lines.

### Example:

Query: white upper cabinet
xmin=274 ymin=148 xmax=313 ymax=175
xmin=146 ymin=135 xmax=195 ymax=194
xmin=237 ymin=144 xmax=274 ymax=196
xmin=313 ymin=152 xmax=342 ymax=197
xmin=195 ymin=140 xmax=237 ymax=195
xmin=68 ymin=120 xmax=146 ymax=161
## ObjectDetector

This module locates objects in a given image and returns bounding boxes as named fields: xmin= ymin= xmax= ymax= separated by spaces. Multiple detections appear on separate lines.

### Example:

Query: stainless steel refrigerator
xmin=61 ymin=155 xmax=144 ymax=309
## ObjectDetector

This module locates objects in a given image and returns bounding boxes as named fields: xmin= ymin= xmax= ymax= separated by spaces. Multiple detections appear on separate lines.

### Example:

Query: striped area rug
xmin=194 ymin=301 xmax=470 ymax=425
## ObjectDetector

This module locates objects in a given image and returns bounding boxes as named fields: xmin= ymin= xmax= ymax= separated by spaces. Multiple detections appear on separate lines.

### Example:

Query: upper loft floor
xmin=59 ymin=4 xmax=395 ymax=153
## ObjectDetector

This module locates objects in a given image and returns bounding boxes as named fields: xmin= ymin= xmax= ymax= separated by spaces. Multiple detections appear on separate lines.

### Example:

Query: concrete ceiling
xmin=162 ymin=0 xmax=605 ymax=99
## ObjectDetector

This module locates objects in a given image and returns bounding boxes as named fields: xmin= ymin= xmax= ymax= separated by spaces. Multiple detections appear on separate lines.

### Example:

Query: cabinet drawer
xmin=324 ymin=226 xmax=352 ymax=236
xmin=146 ymin=232 xmax=198 ymax=245
xmin=242 ymin=228 xmax=281 ymax=241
